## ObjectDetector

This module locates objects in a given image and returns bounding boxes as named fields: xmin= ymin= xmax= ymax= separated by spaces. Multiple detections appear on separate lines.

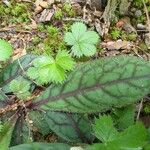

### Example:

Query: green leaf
xmin=10 ymin=115 xmax=33 ymax=146
xmin=27 ymin=50 xmax=75 ymax=84
xmin=45 ymin=111 xmax=93 ymax=143
xmin=33 ymin=55 xmax=150 ymax=113
xmin=114 ymin=122 xmax=148 ymax=149
xmin=9 ymin=77 xmax=31 ymax=100
xmin=0 ymin=39 xmax=13 ymax=61
xmin=0 ymin=54 xmax=36 ymax=92
xmin=93 ymin=115 xmax=118 ymax=143
xmin=112 ymin=105 xmax=136 ymax=130
xmin=0 ymin=119 xmax=16 ymax=150
xmin=0 ymin=90 xmax=9 ymax=108
xmin=64 ymin=22 xmax=99 ymax=57
xmin=29 ymin=111 xmax=51 ymax=136
xmin=10 ymin=143 xmax=70 ymax=150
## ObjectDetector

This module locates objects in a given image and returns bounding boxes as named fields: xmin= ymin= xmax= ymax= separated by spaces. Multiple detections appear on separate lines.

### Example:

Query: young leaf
xmin=9 ymin=77 xmax=31 ymax=100
xmin=93 ymin=115 xmax=118 ymax=143
xmin=115 ymin=122 xmax=148 ymax=149
xmin=10 ymin=143 xmax=71 ymax=150
xmin=33 ymin=55 xmax=150 ymax=113
xmin=0 ymin=39 xmax=13 ymax=61
xmin=27 ymin=50 xmax=75 ymax=84
xmin=112 ymin=105 xmax=136 ymax=130
xmin=64 ymin=22 xmax=99 ymax=57
xmin=44 ymin=111 xmax=93 ymax=143
xmin=0 ymin=119 xmax=16 ymax=150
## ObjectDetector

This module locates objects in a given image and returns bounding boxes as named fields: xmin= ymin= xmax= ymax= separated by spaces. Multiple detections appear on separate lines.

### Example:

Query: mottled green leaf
xmin=0 ymin=54 xmax=36 ymax=92
xmin=33 ymin=55 xmax=150 ymax=113
xmin=0 ymin=89 xmax=9 ymax=108
xmin=45 ymin=111 xmax=93 ymax=143
xmin=0 ymin=54 xmax=36 ymax=85
xmin=10 ymin=143 xmax=70 ymax=150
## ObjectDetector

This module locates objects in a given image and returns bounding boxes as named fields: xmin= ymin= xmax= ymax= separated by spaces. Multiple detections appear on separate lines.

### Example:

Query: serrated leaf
xmin=9 ymin=77 xmax=31 ymax=100
xmin=0 ymin=39 xmax=13 ymax=61
xmin=45 ymin=111 xmax=93 ymax=143
xmin=93 ymin=115 xmax=118 ymax=143
xmin=115 ymin=122 xmax=147 ymax=149
xmin=112 ymin=105 xmax=136 ymax=130
xmin=10 ymin=143 xmax=70 ymax=150
xmin=0 ymin=119 xmax=16 ymax=150
xmin=0 ymin=54 xmax=36 ymax=92
xmin=27 ymin=50 xmax=75 ymax=84
xmin=33 ymin=55 xmax=150 ymax=113
xmin=64 ymin=22 xmax=99 ymax=57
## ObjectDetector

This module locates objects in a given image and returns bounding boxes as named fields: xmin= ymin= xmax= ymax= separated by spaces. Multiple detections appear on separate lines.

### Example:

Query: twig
xmin=142 ymin=0 xmax=150 ymax=32
xmin=136 ymin=99 xmax=144 ymax=121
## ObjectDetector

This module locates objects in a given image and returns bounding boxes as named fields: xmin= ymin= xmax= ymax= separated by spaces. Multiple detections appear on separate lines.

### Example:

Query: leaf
xmin=114 ymin=122 xmax=148 ymax=149
xmin=0 ymin=54 xmax=36 ymax=92
xmin=27 ymin=50 xmax=75 ymax=84
xmin=33 ymin=55 xmax=150 ymax=113
xmin=0 ymin=89 xmax=9 ymax=108
xmin=10 ymin=143 xmax=70 ymax=150
xmin=112 ymin=105 xmax=136 ymax=130
xmin=64 ymin=22 xmax=99 ymax=57
xmin=45 ymin=111 xmax=93 ymax=143
xmin=93 ymin=115 xmax=118 ymax=143
xmin=29 ymin=111 xmax=51 ymax=136
xmin=0 ymin=119 xmax=16 ymax=150
xmin=9 ymin=77 xmax=31 ymax=100
xmin=10 ymin=115 xmax=33 ymax=146
xmin=0 ymin=39 xmax=13 ymax=61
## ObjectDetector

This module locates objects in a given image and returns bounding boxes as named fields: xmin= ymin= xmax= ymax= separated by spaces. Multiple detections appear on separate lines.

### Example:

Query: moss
xmin=0 ymin=2 xmax=32 ymax=25
xmin=54 ymin=9 xmax=63 ymax=20
xmin=110 ymin=28 xmax=121 ymax=40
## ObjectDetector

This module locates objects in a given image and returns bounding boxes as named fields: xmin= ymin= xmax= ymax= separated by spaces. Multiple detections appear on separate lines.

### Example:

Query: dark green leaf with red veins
xmin=33 ymin=55 xmax=150 ymax=113
xmin=0 ymin=54 xmax=36 ymax=90
xmin=10 ymin=143 xmax=71 ymax=150
xmin=10 ymin=115 xmax=33 ymax=146
xmin=44 ymin=111 xmax=93 ymax=143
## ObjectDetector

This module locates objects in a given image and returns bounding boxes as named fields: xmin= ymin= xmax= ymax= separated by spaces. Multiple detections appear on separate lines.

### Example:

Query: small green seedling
xmin=27 ymin=50 xmax=75 ymax=84
xmin=9 ymin=77 xmax=31 ymax=100
xmin=64 ymin=22 xmax=99 ymax=57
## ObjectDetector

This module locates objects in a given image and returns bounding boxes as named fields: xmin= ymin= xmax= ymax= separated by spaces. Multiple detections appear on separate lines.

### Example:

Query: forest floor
xmin=0 ymin=0 xmax=150 ymax=143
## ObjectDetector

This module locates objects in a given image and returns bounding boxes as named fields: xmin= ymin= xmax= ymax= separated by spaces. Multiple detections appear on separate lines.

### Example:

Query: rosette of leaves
xmin=0 ymin=39 xmax=13 ymax=61
xmin=64 ymin=22 xmax=99 ymax=57
xmin=27 ymin=50 xmax=75 ymax=84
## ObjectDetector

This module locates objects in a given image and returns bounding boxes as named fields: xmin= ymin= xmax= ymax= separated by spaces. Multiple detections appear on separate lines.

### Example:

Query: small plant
xmin=54 ymin=9 xmax=63 ymax=20
xmin=27 ymin=50 xmax=75 ymax=84
xmin=64 ymin=22 xmax=99 ymax=57
xmin=9 ymin=77 xmax=31 ymax=100
xmin=110 ymin=28 xmax=121 ymax=40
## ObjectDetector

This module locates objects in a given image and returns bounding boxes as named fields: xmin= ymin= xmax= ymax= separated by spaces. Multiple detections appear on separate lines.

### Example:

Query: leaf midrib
xmin=33 ymin=73 xmax=150 ymax=107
